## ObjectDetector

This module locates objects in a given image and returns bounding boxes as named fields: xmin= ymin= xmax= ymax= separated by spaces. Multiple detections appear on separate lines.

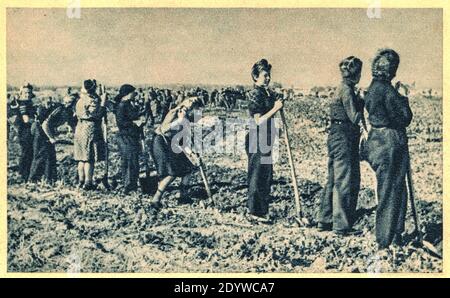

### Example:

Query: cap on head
xmin=20 ymin=83 xmax=33 ymax=96
xmin=20 ymin=83 xmax=35 ymax=99
xmin=83 ymin=79 xmax=97 ymax=93
xmin=119 ymin=84 xmax=136 ymax=98
xmin=21 ymin=83 xmax=33 ymax=91
xmin=372 ymin=48 xmax=400 ymax=81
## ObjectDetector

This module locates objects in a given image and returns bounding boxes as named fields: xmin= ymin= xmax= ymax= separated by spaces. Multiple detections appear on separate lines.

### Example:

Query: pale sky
xmin=7 ymin=8 xmax=442 ymax=89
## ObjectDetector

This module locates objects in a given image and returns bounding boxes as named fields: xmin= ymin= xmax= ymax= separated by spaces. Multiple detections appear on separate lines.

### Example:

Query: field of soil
xmin=7 ymin=94 xmax=443 ymax=273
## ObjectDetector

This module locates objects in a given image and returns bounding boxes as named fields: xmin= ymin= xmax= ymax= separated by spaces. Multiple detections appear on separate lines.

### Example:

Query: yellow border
xmin=0 ymin=0 xmax=448 ymax=278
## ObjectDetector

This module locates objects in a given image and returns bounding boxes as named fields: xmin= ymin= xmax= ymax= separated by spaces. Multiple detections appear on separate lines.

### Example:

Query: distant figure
xmin=174 ymin=91 xmax=184 ymax=106
xmin=74 ymin=79 xmax=107 ymax=190
xmin=210 ymin=89 xmax=218 ymax=107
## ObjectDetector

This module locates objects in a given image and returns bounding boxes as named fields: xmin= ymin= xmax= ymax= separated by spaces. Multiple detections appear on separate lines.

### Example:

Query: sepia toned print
xmin=5 ymin=7 xmax=443 ymax=273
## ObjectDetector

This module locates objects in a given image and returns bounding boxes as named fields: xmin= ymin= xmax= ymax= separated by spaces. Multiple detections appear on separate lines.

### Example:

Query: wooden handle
xmin=406 ymin=151 xmax=423 ymax=243
xmin=198 ymin=160 xmax=212 ymax=199
xmin=280 ymin=109 xmax=301 ymax=216
xmin=103 ymin=115 xmax=109 ymax=178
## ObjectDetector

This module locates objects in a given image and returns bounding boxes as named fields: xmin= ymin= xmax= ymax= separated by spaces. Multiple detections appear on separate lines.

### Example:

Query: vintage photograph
xmin=5 ymin=7 xmax=443 ymax=273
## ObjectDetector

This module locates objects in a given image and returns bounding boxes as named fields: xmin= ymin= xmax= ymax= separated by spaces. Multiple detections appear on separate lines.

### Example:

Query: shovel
xmin=139 ymin=137 xmax=158 ymax=195
xmin=198 ymin=157 xmax=212 ymax=199
xmin=99 ymin=84 xmax=111 ymax=190
xmin=279 ymin=109 xmax=309 ymax=226
xmin=182 ymin=147 xmax=212 ymax=201
xmin=405 ymin=150 xmax=441 ymax=258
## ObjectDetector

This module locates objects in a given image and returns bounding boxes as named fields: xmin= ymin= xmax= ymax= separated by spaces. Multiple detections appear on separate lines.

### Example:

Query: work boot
xmin=149 ymin=200 xmax=162 ymax=210
xmin=317 ymin=222 xmax=332 ymax=232
xmin=392 ymin=233 xmax=403 ymax=246
xmin=334 ymin=228 xmax=362 ymax=236
xmin=83 ymin=183 xmax=96 ymax=191
xmin=176 ymin=186 xmax=192 ymax=204
xmin=124 ymin=185 xmax=138 ymax=195
xmin=149 ymin=190 xmax=164 ymax=210
xmin=246 ymin=213 xmax=271 ymax=225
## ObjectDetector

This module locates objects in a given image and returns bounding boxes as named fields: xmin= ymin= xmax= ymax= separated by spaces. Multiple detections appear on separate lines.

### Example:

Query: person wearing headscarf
xmin=114 ymin=84 xmax=148 ymax=194
xmin=15 ymin=83 xmax=37 ymax=181
xmin=28 ymin=92 xmax=79 ymax=183
xmin=176 ymin=91 xmax=185 ymax=106
xmin=245 ymin=59 xmax=284 ymax=223
xmin=74 ymin=79 xmax=107 ymax=190
xmin=160 ymin=89 xmax=173 ymax=120
xmin=364 ymin=49 xmax=413 ymax=249
xmin=210 ymin=89 xmax=218 ymax=107
xmin=318 ymin=56 xmax=365 ymax=235
xmin=149 ymin=97 xmax=200 ymax=209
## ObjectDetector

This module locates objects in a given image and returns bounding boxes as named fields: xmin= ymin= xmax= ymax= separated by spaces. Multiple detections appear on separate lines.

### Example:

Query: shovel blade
xmin=295 ymin=216 xmax=310 ymax=227
xmin=423 ymin=240 xmax=442 ymax=259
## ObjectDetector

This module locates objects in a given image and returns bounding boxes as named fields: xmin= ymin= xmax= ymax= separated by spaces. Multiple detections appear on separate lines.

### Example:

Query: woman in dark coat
xmin=114 ymin=84 xmax=148 ymax=194
xmin=149 ymin=97 xmax=200 ymax=209
xmin=318 ymin=56 xmax=364 ymax=235
xmin=245 ymin=59 xmax=284 ymax=222
xmin=364 ymin=49 xmax=413 ymax=249
xmin=14 ymin=83 xmax=36 ymax=181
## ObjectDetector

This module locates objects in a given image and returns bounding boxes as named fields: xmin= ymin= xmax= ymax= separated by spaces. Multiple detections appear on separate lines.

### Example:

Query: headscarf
xmin=372 ymin=48 xmax=400 ymax=81
xmin=82 ymin=79 xmax=97 ymax=94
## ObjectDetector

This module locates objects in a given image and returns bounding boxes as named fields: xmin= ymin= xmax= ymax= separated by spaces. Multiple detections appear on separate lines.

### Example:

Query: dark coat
xmin=319 ymin=81 xmax=362 ymax=231
xmin=245 ymin=85 xmax=277 ymax=217
xmin=365 ymin=78 xmax=413 ymax=248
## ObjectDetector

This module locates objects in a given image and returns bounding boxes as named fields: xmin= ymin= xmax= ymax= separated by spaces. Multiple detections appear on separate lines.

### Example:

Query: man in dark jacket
xmin=318 ymin=56 xmax=364 ymax=235
xmin=365 ymin=49 xmax=413 ymax=249
xmin=15 ymin=83 xmax=36 ymax=181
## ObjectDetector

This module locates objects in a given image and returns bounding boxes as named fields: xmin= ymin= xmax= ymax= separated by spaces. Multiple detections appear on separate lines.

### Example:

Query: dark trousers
xmin=246 ymin=133 xmax=273 ymax=217
xmin=367 ymin=127 xmax=408 ymax=248
xmin=319 ymin=123 xmax=360 ymax=231
xmin=117 ymin=134 xmax=141 ymax=191
xmin=29 ymin=123 xmax=57 ymax=183
xmin=18 ymin=123 xmax=33 ymax=181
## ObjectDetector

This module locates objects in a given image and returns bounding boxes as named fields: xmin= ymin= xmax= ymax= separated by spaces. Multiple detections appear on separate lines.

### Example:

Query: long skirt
xmin=367 ymin=127 xmax=409 ymax=248
xmin=151 ymin=134 xmax=194 ymax=178
xmin=318 ymin=123 xmax=360 ymax=232
xmin=29 ymin=122 xmax=57 ymax=183
xmin=74 ymin=120 xmax=106 ymax=163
